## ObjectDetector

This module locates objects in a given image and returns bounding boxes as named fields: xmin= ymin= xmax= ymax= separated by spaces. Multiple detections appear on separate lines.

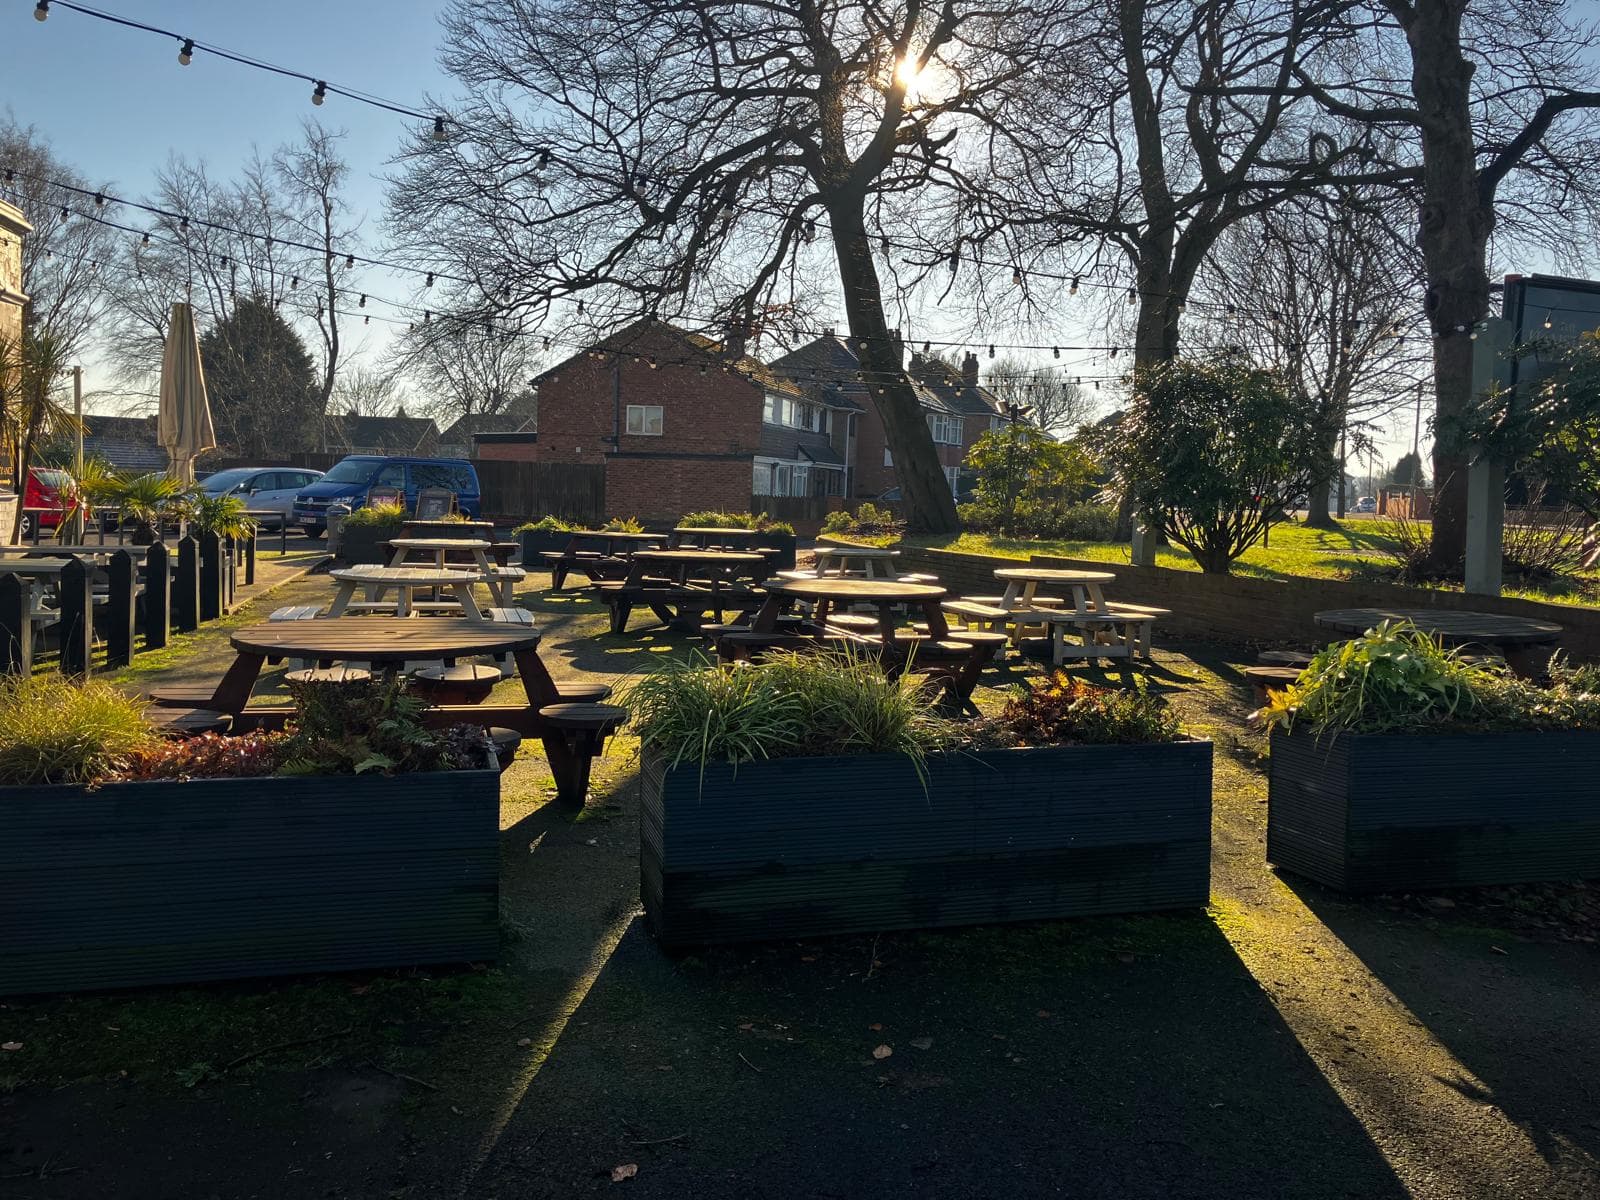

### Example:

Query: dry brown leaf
xmin=909 ymin=1037 xmax=933 ymax=1051
xmin=1 ymin=1041 xmax=21 ymax=1052
xmin=611 ymin=1163 xmax=639 ymax=1182
xmin=868 ymin=1023 xmax=884 ymax=1031
xmin=872 ymin=1044 xmax=893 ymax=1060
xmin=517 ymin=1037 xmax=532 ymax=1047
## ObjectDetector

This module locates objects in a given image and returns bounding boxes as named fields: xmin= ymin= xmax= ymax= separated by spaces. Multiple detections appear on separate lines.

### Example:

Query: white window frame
xmin=943 ymin=464 xmax=960 ymax=495
xmin=626 ymin=404 xmax=664 ymax=436
xmin=883 ymin=446 xmax=894 ymax=468
xmin=927 ymin=412 xmax=964 ymax=445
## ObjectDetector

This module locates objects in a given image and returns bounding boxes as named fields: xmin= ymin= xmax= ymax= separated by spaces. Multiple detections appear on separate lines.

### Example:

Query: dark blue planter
xmin=2 ymin=769 xmax=500 ymax=995
xmin=641 ymin=742 xmax=1212 ymax=946
xmin=1268 ymin=728 xmax=1600 ymax=891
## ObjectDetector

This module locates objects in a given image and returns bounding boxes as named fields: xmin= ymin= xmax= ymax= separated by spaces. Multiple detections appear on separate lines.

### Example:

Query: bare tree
xmin=0 ymin=119 xmax=118 ymax=358
xmin=1192 ymin=191 xmax=1429 ymax=526
xmin=388 ymin=0 xmax=1067 ymax=533
xmin=984 ymin=357 xmax=1096 ymax=435
xmin=332 ymin=365 xmax=406 ymax=417
xmin=388 ymin=312 xmax=541 ymax=424
xmin=1275 ymin=0 xmax=1600 ymax=569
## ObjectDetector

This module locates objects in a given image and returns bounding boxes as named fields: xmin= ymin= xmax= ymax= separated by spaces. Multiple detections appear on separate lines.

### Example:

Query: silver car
xmin=200 ymin=467 xmax=325 ymax=527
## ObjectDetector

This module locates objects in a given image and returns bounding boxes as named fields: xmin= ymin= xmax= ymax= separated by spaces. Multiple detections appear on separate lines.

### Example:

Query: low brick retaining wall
xmin=884 ymin=544 xmax=1600 ymax=659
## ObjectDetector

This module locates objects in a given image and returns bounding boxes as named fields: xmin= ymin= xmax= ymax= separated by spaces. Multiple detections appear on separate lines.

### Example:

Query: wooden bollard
xmin=173 ymin=535 xmax=200 ymax=633
xmin=0 ymin=574 xmax=32 ymax=675
xmin=57 ymin=557 xmax=93 ymax=676
xmin=143 ymin=542 xmax=170 ymax=650
xmin=245 ymin=532 xmax=257 ymax=586
xmin=199 ymin=531 xmax=222 ymax=622
xmin=104 ymin=550 xmax=138 ymax=669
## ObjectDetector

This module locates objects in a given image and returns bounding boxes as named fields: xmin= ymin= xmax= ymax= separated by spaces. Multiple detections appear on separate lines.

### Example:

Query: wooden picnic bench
xmin=593 ymin=548 xmax=768 ymax=634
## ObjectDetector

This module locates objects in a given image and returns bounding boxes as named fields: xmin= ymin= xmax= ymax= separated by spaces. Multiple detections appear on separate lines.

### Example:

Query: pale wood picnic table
xmin=387 ymin=537 xmax=524 ymax=606
xmin=327 ymin=565 xmax=490 ymax=621
xmin=754 ymin=577 xmax=951 ymax=645
xmin=993 ymin=567 xmax=1116 ymax=614
xmin=806 ymin=545 xmax=905 ymax=579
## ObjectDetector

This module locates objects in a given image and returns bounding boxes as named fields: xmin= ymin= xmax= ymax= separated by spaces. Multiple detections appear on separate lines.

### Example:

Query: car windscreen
xmin=201 ymin=468 xmax=256 ymax=492
xmin=319 ymin=459 xmax=380 ymax=484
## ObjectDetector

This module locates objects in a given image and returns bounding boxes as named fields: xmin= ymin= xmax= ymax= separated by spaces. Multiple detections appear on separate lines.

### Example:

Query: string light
xmin=1544 ymin=311 xmax=1554 ymax=330
xmin=1070 ymin=277 xmax=1079 ymax=296
xmin=178 ymin=37 xmax=193 ymax=65
xmin=33 ymin=1 xmax=48 ymax=22
xmin=311 ymin=81 xmax=327 ymax=107
xmin=432 ymin=115 xmax=448 ymax=142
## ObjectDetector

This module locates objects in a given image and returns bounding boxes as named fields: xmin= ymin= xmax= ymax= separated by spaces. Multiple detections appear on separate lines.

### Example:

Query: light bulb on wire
xmin=178 ymin=38 xmax=193 ymax=65
xmin=311 ymin=81 xmax=327 ymax=107
xmin=432 ymin=116 xmax=448 ymax=142
xmin=33 ymin=2 xmax=48 ymax=23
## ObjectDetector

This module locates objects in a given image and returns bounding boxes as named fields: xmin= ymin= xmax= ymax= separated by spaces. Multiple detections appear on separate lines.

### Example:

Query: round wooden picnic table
xmin=205 ymin=617 xmax=555 ymax=719
xmin=671 ymin=527 xmax=767 ymax=540
xmin=1313 ymin=608 xmax=1563 ymax=648
xmin=757 ymin=577 xmax=950 ymax=643
xmin=571 ymin=530 xmax=666 ymax=543
xmin=632 ymin=548 xmax=766 ymax=568
xmin=993 ymin=567 xmax=1117 ymax=585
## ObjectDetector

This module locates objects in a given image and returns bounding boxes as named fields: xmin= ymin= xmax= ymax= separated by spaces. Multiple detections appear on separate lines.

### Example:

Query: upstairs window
xmin=927 ymin=413 xmax=964 ymax=445
xmin=626 ymin=404 xmax=664 ymax=436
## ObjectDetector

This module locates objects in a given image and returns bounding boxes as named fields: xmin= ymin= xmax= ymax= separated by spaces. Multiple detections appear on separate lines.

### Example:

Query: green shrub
xmin=822 ymin=502 xmax=903 ymax=540
xmin=679 ymin=510 xmax=795 ymax=535
xmin=821 ymin=509 xmax=854 ymax=534
xmin=513 ymin=515 xmax=576 ymax=534
xmin=0 ymin=676 xmax=159 ymax=785
xmin=601 ymin=515 xmax=645 ymax=533
xmin=341 ymin=500 xmax=409 ymax=530
xmin=183 ymin=492 xmax=258 ymax=539
xmin=276 ymin=676 xmax=493 ymax=775
xmin=623 ymin=650 xmax=948 ymax=770
xmin=1248 ymin=620 xmax=1600 ymax=737
xmin=988 ymin=672 xmax=1181 ymax=746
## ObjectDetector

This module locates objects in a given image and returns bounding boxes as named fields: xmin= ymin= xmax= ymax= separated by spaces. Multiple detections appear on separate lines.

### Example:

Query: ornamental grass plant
xmin=0 ymin=675 xmax=159 ymax=785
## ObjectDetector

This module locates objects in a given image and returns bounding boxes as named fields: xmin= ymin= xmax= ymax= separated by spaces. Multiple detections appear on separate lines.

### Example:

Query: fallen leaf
xmin=586 ymin=838 xmax=599 ymax=846
xmin=1 ymin=1041 xmax=21 ymax=1052
xmin=872 ymin=1044 xmax=893 ymax=1060
xmin=1491 ymin=945 xmax=1508 ymax=955
xmin=868 ymin=1023 xmax=884 ymax=1032
xmin=517 ymin=1037 xmax=532 ymax=1047
xmin=738 ymin=1023 xmax=754 ymax=1031
xmin=611 ymin=1163 xmax=639 ymax=1182
xmin=909 ymin=1037 xmax=934 ymax=1051
xmin=1036 ymin=1010 xmax=1052 ymax=1019
xmin=800 ymin=955 xmax=817 ymax=963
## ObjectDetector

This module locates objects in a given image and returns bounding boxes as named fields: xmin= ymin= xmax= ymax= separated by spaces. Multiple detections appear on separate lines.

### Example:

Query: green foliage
xmin=961 ymin=500 xmax=1116 ymax=542
xmin=0 ymin=675 xmax=158 ymax=785
xmin=992 ymin=672 xmax=1182 ymax=746
xmin=1104 ymin=353 xmax=1323 ymax=574
xmin=116 ymin=730 xmax=290 ymax=781
xmin=181 ymin=492 xmax=258 ymax=539
xmin=963 ymin=425 xmax=1097 ymax=536
xmin=277 ymin=676 xmax=492 ymax=776
xmin=623 ymin=650 xmax=948 ymax=770
xmin=820 ymin=502 xmax=903 ymax=539
xmin=514 ymin=514 xmax=576 ymax=534
xmin=198 ymin=295 xmax=323 ymax=458
xmin=601 ymin=515 xmax=645 ymax=532
xmin=679 ymin=510 xmax=796 ymax=535
xmin=340 ymin=500 xmax=408 ymax=530
xmin=0 ymin=327 xmax=82 ymax=540
xmin=1259 ymin=621 xmax=1501 ymax=735
xmin=110 ymin=472 xmax=192 ymax=534
xmin=1388 ymin=450 xmax=1427 ymax=488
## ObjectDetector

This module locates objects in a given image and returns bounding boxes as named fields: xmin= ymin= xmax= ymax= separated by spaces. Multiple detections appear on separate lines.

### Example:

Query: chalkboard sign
xmin=365 ymin=486 xmax=405 ymax=508
xmin=414 ymin=488 xmax=456 ymax=520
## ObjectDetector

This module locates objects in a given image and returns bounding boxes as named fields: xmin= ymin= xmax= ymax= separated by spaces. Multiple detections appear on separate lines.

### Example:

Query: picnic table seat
xmin=483 ymin=605 xmax=536 ymax=626
xmin=714 ymin=628 xmax=818 ymax=664
xmin=284 ymin=666 xmax=372 ymax=686
xmin=966 ymin=594 xmax=1066 ymax=609
xmin=151 ymin=707 xmax=234 ymax=738
xmin=941 ymin=599 xmax=1011 ymax=629
xmin=821 ymin=612 xmax=881 ymax=633
xmin=488 ymin=727 xmax=523 ymax=772
xmin=410 ymin=663 xmax=501 ymax=705
xmin=590 ymin=580 xmax=640 ymax=634
xmin=539 ymin=702 xmax=628 ymax=807
xmin=554 ymin=681 xmax=613 ymax=704
xmin=911 ymin=625 xmax=1009 ymax=659
xmin=1258 ymin=649 xmax=1314 ymax=669
xmin=1244 ymin=665 xmax=1301 ymax=703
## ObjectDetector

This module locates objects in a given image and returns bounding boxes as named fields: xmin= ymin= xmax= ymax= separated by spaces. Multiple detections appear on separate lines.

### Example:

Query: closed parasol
xmin=157 ymin=301 xmax=216 ymax=482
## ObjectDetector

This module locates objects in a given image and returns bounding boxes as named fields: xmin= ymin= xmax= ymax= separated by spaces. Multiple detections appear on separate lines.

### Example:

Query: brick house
xmin=524 ymin=318 xmax=809 ymax=522
xmin=767 ymin=336 xmax=1010 ymax=499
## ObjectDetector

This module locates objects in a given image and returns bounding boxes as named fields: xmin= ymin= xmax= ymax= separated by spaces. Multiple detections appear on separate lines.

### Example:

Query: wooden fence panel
xmin=474 ymin=461 xmax=605 ymax=523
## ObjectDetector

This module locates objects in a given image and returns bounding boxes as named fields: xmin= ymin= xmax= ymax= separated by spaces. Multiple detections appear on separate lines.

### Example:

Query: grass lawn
xmin=891 ymin=520 xmax=1600 ymax=607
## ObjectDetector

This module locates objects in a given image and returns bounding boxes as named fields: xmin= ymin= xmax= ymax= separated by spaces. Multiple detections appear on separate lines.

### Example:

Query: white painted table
xmin=327 ymin=566 xmax=488 ymax=621
xmin=387 ymin=537 xmax=521 ymax=605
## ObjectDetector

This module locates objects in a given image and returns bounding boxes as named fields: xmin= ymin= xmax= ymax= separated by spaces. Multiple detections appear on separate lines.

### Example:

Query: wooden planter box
xmin=640 ymin=742 xmax=1212 ymax=946
xmin=339 ymin=523 xmax=404 ymax=564
xmin=1268 ymin=728 xmax=1600 ymax=892
xmin=519 ymin=529 xmax=576 ymax=563
xmin=2 ymin=769 xmax=500 ymax=995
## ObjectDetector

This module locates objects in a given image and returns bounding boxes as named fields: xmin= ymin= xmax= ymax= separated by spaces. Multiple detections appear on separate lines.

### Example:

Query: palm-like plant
xmin=112 ymin=472 xmax=192 ymax=544
xmin=181 ymin=491 xmax=257 ymax=540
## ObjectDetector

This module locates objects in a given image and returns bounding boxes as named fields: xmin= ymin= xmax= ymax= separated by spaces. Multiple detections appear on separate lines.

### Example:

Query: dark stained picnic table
xmin=203 ymin=617 xmax=556 ymax=716
xmin=1313 ymin=607 xmax=1564 ymax=649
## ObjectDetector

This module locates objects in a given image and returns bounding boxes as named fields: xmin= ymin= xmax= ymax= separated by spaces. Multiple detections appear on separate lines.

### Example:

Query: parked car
xmin=20 ymin=467 xmax=74 ymax=539
xmin=293 ymin=456 xmax=482 ymax=538
xmin=1353 ymin=496 xmax=1377 ymax=514
xmin=200 ymin=467 xmax=325 ymax=528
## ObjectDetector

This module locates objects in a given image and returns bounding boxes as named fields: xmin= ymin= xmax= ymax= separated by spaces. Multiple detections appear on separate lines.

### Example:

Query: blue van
xmin=293 ymin=455 xmax=482 ymax=538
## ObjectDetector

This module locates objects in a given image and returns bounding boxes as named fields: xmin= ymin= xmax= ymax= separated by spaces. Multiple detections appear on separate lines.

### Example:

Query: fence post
xmin=0 ymin=574 xmax=31 ymax=675
xmin=223 ymin=534 xmax=237 ymax=608
xmin=245 ymin=531 xmax=257 ymax=586
xmin=144 ymin=542 xmax=169 ymax=649
xmin=104 ymin=549 xmax=138 ymax=669
xmin=199 ymin=531 xmax=222 ymax=621
xmin=57 ymin=556 xmax=93 ymax=676
xmin=173 ymin=535 xmax=200 ymax=633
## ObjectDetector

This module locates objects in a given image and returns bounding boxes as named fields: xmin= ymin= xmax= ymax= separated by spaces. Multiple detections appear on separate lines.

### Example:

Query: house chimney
xmin=723 ymin=317 xmax=747 ymax=361
xmin=962 ymin=351 xmax=980 ymax=387
xmin=890 ymin=330 xmax=905 ymax=369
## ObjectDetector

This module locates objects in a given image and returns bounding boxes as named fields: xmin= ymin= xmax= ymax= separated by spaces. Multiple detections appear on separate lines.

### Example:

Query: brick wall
xmin=881 ymin=544 xmax=1600 ymax=660
xmin=607 ymin=456 xmax=753 ymax=525
xmin=849 ymin=408 xmax=965 ymax=499
xmin=0 ymin=200 xmax=26 ymax=361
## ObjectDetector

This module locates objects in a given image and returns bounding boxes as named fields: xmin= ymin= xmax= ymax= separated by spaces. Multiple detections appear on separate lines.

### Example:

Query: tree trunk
xmin=1305 ymin=423 xmax=1341 ymax=528
xmin=829 ymin=203 xmax=958 ymax=535
xmin=1406 ymin=0 xmax=1492 ymax=574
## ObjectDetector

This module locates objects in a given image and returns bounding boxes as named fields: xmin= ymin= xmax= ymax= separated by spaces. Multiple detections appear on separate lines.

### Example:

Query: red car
xmin=21 ymin=467 xmax=74 ymax=538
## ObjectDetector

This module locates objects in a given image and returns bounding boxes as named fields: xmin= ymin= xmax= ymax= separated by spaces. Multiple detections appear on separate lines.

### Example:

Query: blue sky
xmin=3 ymin=0 xmax=455 ymax=400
